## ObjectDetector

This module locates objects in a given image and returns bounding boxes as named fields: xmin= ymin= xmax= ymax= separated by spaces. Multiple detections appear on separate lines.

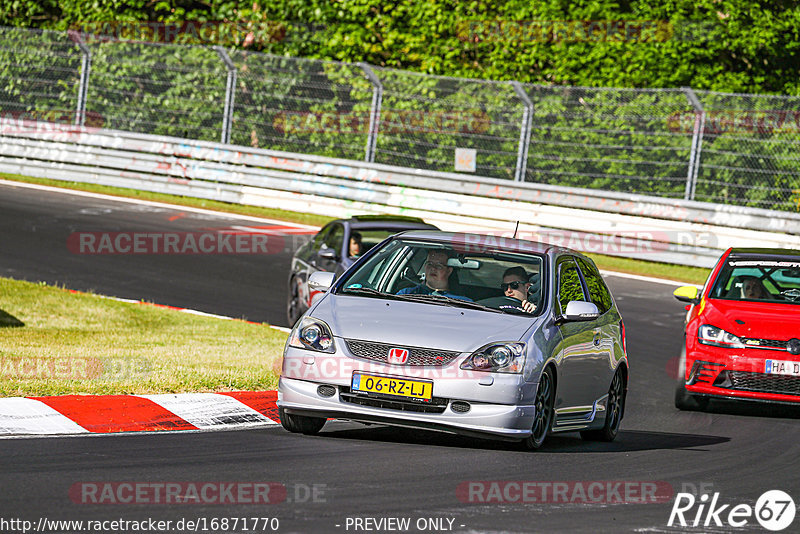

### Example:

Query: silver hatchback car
xmin=278 ymin=231 xmax=628 ymax=449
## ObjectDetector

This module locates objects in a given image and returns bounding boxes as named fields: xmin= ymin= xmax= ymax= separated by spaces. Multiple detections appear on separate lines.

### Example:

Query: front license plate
xmin=351 ymin=372 xmax=433 ymax=402
xmin=765 ymin=360 xmax=800 ymax=376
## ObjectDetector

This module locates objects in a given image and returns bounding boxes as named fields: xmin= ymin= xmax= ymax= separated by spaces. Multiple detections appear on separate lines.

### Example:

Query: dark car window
xmin=711 ymin=256 xmax=800 ymax=302
xmin=322 ymin=224 xmax=344 ymax=254
xmin=557 ymin=257 xmax=587 ymax=315
xmin=576 ymin=257 xmax=613 ymax=314
xmin=312 ymin=225 xmax=332 ymax=251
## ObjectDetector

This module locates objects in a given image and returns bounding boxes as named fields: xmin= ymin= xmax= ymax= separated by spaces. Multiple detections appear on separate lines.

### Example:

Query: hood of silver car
xmin=312 ymin=294 xmax=537 ymax=352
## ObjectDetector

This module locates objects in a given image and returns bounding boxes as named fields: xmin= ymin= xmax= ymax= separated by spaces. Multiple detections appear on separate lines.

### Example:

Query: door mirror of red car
xmin=673 ymin=285 xmax=700 ymax=304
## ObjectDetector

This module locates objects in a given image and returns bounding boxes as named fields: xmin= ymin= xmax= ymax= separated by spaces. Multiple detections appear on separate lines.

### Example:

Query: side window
xmin=312 ymin=225 xmax=332 ymax=251
xmin=557 ymin=258 xmax=587 ymax=314
xmin=322 ymin=224 xmax=344 ymax=254
xmin=577 ymin=257 xmax=613 ymax=314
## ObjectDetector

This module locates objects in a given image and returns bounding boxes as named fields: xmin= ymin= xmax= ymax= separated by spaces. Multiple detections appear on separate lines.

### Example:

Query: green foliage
xmin=3 ymin=0 xmax=799 ymax=94
xmin=1 ymin=1 xmax=799 ymax=209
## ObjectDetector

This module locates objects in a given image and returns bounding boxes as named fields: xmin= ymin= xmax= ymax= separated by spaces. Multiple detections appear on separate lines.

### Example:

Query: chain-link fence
xmin=2 ymin=25 xmax=799 ymax=211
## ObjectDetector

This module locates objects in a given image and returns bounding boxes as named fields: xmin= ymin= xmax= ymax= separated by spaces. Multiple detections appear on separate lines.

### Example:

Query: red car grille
xmin=728 ymin=371 xmax=800 ymax=397
xmin=345 ymin=339 xmax=460 ymax=366
xmin=741 ymin=338 xmax=789 ymax=350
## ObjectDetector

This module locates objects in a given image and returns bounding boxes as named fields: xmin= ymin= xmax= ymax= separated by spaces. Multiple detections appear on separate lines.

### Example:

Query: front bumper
xmin=277 ymin=345 xmax=538 ymax=440
xmin=278 ymin=377 xmax=536 ymax=440
xmin=684 ymin=345 xmax=800 ymax=404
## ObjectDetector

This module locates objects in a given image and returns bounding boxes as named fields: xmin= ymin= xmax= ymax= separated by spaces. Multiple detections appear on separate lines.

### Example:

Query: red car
xmin=673 ymin=247 xmax=800 ymax=410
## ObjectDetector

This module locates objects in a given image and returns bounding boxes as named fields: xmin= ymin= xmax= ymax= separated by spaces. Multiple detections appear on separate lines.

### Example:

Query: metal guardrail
xmin=2 ymin=25 xmax=800 ymax=212
xmin=2 ymin=123 xmax=800 ymax=268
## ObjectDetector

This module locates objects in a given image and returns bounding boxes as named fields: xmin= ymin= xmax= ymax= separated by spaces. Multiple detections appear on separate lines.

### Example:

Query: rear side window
xmin=557 ymin=258 xmax=587 ymax=314
xmin=577 ymin=257 xmax=613 ymax=314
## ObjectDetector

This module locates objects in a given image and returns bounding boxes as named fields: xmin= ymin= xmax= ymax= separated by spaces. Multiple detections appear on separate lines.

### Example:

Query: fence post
xmin=682 ymin=87 xmax=705 ymax=201
xmin=74 ymin=34 xmax=91 ymax=127
xmin=214 ymin=47 xmax=237 ymax=145
xmin=512 ymin=82 xmax=533 ymax=182
xmin=359 ymin=62 xmax=383 ymax=163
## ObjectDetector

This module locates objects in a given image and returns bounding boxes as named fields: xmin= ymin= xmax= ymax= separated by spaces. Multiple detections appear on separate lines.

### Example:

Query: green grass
xmin=0 ymin=277 xmax=286 ymax=396
xmin=1 ymin=171 xmax=710 ymax=284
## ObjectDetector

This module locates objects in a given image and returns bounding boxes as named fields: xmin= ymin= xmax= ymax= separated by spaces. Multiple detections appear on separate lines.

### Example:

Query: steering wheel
xmin=476 ymin=295 xmax=527 ymax=312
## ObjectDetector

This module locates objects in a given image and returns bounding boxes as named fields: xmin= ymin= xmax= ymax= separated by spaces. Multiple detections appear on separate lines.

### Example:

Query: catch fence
xmin=1 ymin=25 xmax=799 ymax=211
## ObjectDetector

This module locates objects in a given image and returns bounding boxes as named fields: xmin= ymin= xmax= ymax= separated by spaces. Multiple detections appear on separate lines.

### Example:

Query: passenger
xmin=349 ymin=231 xmax=363 ymax=258
xmin=502 ymin=266 xmax=537 ymax=312
xmin=740 ymin=276 xmax=770 ymax=300
xmin=397 ymin=249 xmax=472 ymax=301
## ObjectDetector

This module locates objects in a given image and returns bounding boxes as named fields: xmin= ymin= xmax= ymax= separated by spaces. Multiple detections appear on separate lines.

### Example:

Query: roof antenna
xmin=513 ymin=221 xmax=520 ymax=239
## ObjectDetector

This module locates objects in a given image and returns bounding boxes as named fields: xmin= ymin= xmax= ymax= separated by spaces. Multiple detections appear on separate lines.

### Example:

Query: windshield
xmin=709 ymin=256 xmax=800 ymax=304
xmin=337 ymin=238 xmax=546 ymax=315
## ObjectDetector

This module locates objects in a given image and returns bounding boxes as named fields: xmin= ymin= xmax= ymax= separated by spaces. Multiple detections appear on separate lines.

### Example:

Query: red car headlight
xmin=698 ymin=324 xmax=744 ymax=349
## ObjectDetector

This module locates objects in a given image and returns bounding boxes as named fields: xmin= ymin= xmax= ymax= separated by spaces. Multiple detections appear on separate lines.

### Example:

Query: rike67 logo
xmin=668 ymin=490 xmax=796 ymax=531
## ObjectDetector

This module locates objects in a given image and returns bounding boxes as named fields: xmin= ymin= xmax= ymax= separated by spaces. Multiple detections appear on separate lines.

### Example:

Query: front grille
xmin=742 ymin=338 xmax=788 ymax=350
xmin=450 ymin=401 xmax=471 ymax=413
xmin=728 ymin=371 xmax=800 ymax=397
xmin=688 ymin=361 xmax=725 ymax=385
xmin=317 ymin=385 xmax=336 ymax=397
xmin=345 ymin=339 xmax=460 ymax=366
xmin=339 ymin=387 xmax=448 ymax=413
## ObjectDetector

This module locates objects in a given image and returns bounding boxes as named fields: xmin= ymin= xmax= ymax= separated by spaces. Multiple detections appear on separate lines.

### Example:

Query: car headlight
xmin=289 ymin=317 xmax=335 ymax=353
xmin=461 ymin=342 xmax=525 ymax=373
xmin=698 ymin=324 xmax=744 ymax=349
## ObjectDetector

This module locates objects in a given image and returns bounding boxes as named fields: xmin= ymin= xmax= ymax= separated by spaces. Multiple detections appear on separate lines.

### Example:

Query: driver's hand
xmin=521 ymin=300 xmax=537 ymax=312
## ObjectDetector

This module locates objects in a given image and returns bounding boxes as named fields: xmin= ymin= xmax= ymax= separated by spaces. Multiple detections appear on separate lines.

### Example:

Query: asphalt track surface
xmin=2 ymin=181 xmax=800 ymax=533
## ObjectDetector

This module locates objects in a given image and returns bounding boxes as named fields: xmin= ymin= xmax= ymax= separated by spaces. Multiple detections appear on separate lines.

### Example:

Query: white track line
xmin=0 ymin=179 xmax=320 ymax=230
xmin=600 ymin=270 xmax=699 ymax=287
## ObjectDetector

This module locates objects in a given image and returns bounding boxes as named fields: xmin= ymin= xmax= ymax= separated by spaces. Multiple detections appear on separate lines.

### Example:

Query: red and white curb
xmin=0 ymin=391 xmax=281 ymax=437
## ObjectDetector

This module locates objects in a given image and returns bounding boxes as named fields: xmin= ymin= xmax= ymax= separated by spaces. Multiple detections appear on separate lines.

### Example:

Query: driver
xmin=740 ymin=276 xmax=770 ymax=300
xmin=502 ymin=266 xmax=537 ymax=313
xmin=349 ymin=231 xmax=363 ymax=258
xmin=397 ymin=249 xmax=472 ymax=301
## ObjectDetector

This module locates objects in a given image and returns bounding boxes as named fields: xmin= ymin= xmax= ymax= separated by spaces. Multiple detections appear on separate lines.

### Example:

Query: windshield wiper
xmin=340 ymin=287 xmax=404 ymax=300
xmin=393 ymin=293 xmax=498 ymax=312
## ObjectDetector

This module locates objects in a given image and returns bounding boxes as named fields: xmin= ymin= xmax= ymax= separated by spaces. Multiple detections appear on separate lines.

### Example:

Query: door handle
xmin=592 ymin=328 xmax=602 ymax=346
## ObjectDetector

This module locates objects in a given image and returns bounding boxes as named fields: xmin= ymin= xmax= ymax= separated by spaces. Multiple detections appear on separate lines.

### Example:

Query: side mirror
xmin=308 ymin=271 xmax=336 ymax=292
xmin=562 ymin=301 xmax=600 ymax=322
xmin=673 ymin=286 xmax=700 ymax=304
xmin=318 ymin=247 xmax=337 ymax=260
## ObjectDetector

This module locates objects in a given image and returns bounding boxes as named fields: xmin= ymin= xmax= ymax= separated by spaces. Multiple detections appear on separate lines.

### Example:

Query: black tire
xmin=279 ymin=407 xmax=326 ymax=435
xmin=674 ymin=349 xmax=709 ymax=411
xmin=581 ymin=367 xmax=626 ymax=442
xmin=522 ymin=366 xmax=555 ymax=450
xmin=286 ymin=276 xmax=306 ymax=327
